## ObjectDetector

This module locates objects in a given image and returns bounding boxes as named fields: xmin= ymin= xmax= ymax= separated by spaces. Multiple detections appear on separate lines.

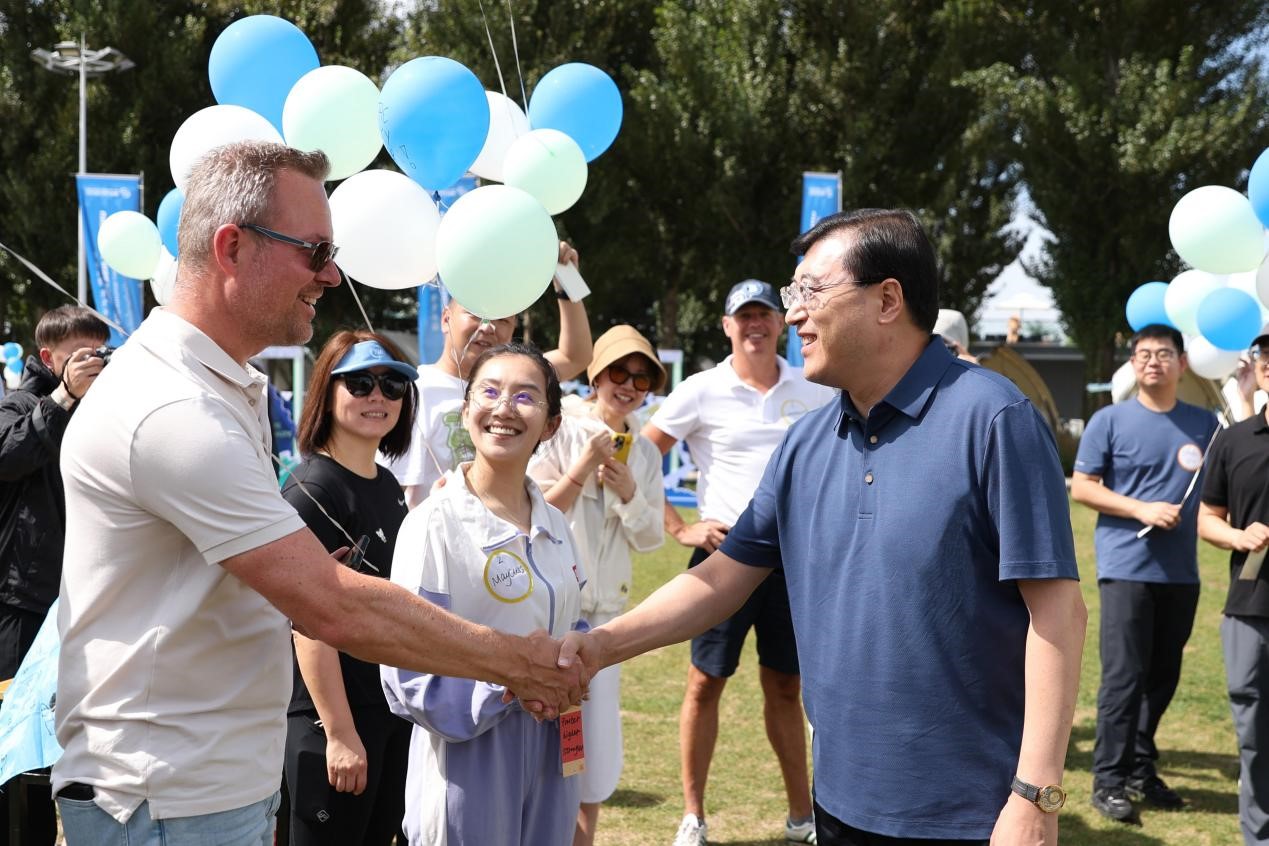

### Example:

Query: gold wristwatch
xmin=1011 ymin=776 xmax=1066 ymax=813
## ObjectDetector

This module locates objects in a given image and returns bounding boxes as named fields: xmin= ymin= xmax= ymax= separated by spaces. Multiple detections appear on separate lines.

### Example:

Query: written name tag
xmin=560 ymin=706 xmax=585 ymax=777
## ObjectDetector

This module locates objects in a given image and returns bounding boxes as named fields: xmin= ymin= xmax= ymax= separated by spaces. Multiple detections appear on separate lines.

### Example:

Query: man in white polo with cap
xmin=642 ymin=279 xmax=835 ymax=845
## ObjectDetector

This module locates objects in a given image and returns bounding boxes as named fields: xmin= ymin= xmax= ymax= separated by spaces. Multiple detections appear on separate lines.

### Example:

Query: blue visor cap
xmin=330 ymin=341 xmax=418 ymax=381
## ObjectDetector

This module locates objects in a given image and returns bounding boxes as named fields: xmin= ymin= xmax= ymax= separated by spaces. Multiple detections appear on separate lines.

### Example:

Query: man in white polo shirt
xmin=642 ymin=280 xmax=835 ymax=846
xmin=53 ymin=141 xmax=584 ymax=845
xmin=385 ymin=248 xmax=592 ymax=508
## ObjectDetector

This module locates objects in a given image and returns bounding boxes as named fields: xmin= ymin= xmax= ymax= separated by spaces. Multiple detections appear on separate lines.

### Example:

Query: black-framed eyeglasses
xmin=1131 ymin=348 xmax=1178 ymax=364
xmin=337 ymin=370 xmax=410 ymax=401
xmin=606 ymin=363 xmax=654 ymax=392
xmin=241 ymin=223 xmax=339 ymax=272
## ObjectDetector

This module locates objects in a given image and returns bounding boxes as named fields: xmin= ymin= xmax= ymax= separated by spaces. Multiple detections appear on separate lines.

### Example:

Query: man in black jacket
xmin=0 ymin=305 xmax=107 ymax=843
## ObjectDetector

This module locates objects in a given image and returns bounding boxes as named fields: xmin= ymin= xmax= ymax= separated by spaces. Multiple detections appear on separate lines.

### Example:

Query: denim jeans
xmin=58 ymin=789 xmax=280 ymax=846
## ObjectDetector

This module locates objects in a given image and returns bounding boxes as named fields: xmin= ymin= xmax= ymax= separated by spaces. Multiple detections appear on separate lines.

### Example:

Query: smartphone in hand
xmin=610 ymin=432 xmax=632 ymax=464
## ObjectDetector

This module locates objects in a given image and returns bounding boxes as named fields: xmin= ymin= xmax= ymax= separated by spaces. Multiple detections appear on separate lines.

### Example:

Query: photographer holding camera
xmin=0 ymin=305 xmax=109 ymax=842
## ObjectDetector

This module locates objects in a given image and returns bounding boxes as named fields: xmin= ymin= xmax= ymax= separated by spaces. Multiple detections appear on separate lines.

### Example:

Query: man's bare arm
xmin=991 ymin=577 xmax=1087 ymax=844
xmin=221 ymin=528 xmax=583 ymax=708
xmin=544 ymin=242 xmax=592 ymax=381
xmin=566 ymin=551 xmax=771 ymax=675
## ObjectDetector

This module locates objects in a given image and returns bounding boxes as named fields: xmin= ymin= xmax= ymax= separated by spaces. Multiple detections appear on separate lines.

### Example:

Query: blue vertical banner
xmin=788 ymin=171 xmax=842 ymax=366
xmin=78 ymin=174 xmax=144 ymax=346
xmin=417 ymin=175 xmax=478 ymax=364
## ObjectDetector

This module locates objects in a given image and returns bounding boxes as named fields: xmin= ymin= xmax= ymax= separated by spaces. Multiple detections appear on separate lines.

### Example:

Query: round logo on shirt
xmin=483 ymin=549 xmax=534 ymax=604
xmin=1176 ymin=442 xmax=1203 ymax=472
xmin=780 ymin=399 xmax=810 ymax=424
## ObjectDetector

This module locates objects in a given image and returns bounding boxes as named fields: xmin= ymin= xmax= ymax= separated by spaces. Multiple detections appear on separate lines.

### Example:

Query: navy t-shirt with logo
xmin=1074 ymin=397 xmax=1218 ymax=584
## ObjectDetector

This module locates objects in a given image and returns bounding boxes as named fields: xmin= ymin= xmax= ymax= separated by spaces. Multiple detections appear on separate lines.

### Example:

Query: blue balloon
xmin=1197 ymin=288 xmax=1263 ymax=351
xmin=379 ymin=57 xmax=489 ymax=192
xmin=157 ymin=189 xmax=184 ymax=257
xmin=1249 ymin=147 xmax=1269 ymax=230
xmin=4 ymin=359 xmax=21 ymax=377
xmin=1125 ymin=281 xmax=1173 ymax=331
xmin=1 ymin=342 xmax=20 ymax=361
xmin=208 ymin=15 xmax=319 ymax=132
xmin=529 ymin=63 xmax=623 ymax=162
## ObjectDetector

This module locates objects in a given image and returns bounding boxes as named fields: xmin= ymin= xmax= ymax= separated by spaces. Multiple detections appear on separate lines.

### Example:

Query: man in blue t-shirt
xmin=1072 ymin=324 xmax=1219 ymax=822
xmin=558 ymin=208 xmax=1087 ymax=845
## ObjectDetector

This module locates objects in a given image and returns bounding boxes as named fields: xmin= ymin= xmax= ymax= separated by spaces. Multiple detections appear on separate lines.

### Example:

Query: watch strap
xmin=1010 ymin=776 xmax=1039 ymax=803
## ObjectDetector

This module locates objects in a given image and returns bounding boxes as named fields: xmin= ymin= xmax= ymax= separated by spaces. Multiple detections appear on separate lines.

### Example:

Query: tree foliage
xmin=961 ymin=0 xmax=1269 ymax=406
xmin=2 ymin=1 xmax=1264 ymax=386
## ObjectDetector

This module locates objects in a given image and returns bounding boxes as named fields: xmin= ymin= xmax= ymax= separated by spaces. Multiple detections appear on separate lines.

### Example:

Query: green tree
xmin=961 ymin=0 xmax=1269 ymax=409
xmin=0 ymin=0 xmax=399 ymax=347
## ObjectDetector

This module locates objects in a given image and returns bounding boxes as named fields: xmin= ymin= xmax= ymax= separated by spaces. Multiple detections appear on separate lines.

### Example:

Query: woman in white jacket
xmin=529 ymin=325 xmax=667 ymax=846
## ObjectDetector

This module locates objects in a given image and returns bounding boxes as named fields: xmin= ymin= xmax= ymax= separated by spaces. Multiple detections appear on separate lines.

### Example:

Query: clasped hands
xmin=501 ymin=629 xmax=604 ymax=720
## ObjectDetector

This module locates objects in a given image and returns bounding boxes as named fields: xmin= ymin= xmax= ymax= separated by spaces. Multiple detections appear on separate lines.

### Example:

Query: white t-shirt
xmin=55 ymin=309 xmax=305 ymax=822
xmin=648 ymin=355 xmax=836 ymax=525
xmin=381 ymin=363 xmax=473 ymax=494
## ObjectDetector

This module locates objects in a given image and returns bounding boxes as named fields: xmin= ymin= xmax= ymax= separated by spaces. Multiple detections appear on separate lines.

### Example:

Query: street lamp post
xmin=31 ymin=36 xmax=134 ymax=306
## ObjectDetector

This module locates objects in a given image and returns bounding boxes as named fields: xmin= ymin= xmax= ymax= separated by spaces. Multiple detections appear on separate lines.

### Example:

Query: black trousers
xmin=814 ymin=800 xmax=988 ymax=845
xmin=1092 ymin=579 xmax=1200 ymax=789
xmin=284 ymin=707 xmax=411 ymax=846
xmin=0 ymin=606 xmax=55 ymax=846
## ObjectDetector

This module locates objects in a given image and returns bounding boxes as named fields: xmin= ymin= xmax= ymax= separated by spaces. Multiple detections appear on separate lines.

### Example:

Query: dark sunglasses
xmin=337 ymin=370 xmax=410 ymax=401
xmin=606 ymin=363 xmax=654 ymax=392
xmin=241 ymin=223 xmax=339 ymax=272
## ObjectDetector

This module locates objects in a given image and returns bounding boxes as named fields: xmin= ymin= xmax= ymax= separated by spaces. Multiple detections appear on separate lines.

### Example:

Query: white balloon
xmin=1169 ymin=185 xmax=1265 ymax=274
xmin=329 ymin=169 xmax=441 ymax=290
xmin=97 ymin=211 xmax=162 ymax=280
xmin=1187 ymin=334 xmax=1243 ymax=380
xmin=1258 ymin=254 xmax=1269 ymax=309
xmin=149 ymin=248 xmax=178 ymax=305
xmin=1229 ymin=267 xmax=1269 ymax=325
xmin=1164 ymin=269 xmax=1226 ymax=337
xmin=503 ymin=129 xmax=588 ymax=214
xmin=169 ymin=105 xmax=284 ymax=192
xmin=470 ymin=91 xmax=530 ymax=182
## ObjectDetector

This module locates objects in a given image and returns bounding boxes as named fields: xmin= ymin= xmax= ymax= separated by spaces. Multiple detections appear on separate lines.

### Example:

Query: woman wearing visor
xmin=528 ymin=325 xmax=667 ymax=846
xmin=281 ymin=331 xmax=419 ymax=846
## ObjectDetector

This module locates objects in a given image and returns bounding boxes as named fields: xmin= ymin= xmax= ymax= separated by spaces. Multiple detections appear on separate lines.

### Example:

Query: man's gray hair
xmin=177 ymin=141 xmax=330 ymax=270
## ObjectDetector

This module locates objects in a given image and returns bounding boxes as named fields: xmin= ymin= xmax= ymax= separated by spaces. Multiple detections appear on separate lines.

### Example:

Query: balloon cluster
xmin=1124 ymin=155 xmax=1269 ymax=380
xmin=2 ymin=342 xmax=23 ymax=382
xmin=94 ymin=15 xmax=622 ymax=320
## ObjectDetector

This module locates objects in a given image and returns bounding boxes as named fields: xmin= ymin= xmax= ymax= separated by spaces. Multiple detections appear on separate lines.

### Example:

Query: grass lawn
xmin=597 ymin=501 xmax=1242 ymax=845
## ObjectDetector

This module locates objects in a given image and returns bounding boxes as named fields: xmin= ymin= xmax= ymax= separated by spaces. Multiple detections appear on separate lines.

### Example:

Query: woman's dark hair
xmin=296 ymin=329 xmax=418 ymax=460
xmin=464 ymin=341 xmax=562 ymax=420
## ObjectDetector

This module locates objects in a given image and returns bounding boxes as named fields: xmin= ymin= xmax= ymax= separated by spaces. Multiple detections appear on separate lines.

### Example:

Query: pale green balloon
xmin=1163 ymin=268 xmax=1225 ymax=336
xmin=283 ymin=65 xmax=383 ymax=181
xmin=1168 ymin=185 xmax=1266 ymax=274
xmin=503 ymin=128 xmax=588 ymax=214
xmin=436 ymin=185 xmax=558 ymax=319
xmin=98 ymin=211 xmax=162 ymax=280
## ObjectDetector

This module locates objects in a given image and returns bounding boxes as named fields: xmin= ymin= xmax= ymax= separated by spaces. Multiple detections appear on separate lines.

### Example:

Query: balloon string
xmin=341 ymin=266 xmax=376 ymax=334
xmin=0 ymin=239 xmax=130 ymax=338
xmin=505 ymin=0 xmax=530 ymax=112
xmin=476 ymin=0 xmax=510 ymax=102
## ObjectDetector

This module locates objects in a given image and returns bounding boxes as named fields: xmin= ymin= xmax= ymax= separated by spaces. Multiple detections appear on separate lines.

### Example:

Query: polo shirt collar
xmin=137 ymin=309 xmax=263 ymax=389
xmin=840 ymin=336 xmax=954 ymax=424
xmin=720 ymin=354 xmax=794 ymax=392
xmin=448 ymin=464 xmax=565 ymax=550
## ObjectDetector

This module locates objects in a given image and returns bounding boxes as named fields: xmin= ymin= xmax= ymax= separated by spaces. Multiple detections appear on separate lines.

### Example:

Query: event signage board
xmin=78 ymin=173 xmax=144 ymax=346
xmin=788 ymin=171 xmax=842 ymax=366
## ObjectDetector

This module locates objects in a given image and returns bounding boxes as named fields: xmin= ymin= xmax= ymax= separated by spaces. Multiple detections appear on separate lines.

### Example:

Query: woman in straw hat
xmin=529 ymin=324 xmax=667 ymax=846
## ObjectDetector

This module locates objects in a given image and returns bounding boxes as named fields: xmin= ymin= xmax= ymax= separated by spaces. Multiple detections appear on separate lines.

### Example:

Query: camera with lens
xmin=91 ymin=345 xmax=115 ymax=365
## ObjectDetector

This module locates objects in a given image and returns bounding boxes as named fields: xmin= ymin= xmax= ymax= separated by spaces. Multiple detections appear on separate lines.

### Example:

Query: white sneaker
xmin=785 ymin=816 xmax=817 ymax=844
xmin=673 ymin=813 xmax=707 ymax=846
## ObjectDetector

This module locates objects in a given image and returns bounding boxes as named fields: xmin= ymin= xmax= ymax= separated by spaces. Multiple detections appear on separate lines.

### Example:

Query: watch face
xmin=1036 ymin=785 xmax=1067 ymax=813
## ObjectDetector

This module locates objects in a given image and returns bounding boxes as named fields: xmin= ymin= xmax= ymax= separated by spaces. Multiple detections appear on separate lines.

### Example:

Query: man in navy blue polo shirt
xmin=1072 ymin=324 xmax=1218 ymax=822
xmin=561 ymin=208 xmax=1086 ymax=845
